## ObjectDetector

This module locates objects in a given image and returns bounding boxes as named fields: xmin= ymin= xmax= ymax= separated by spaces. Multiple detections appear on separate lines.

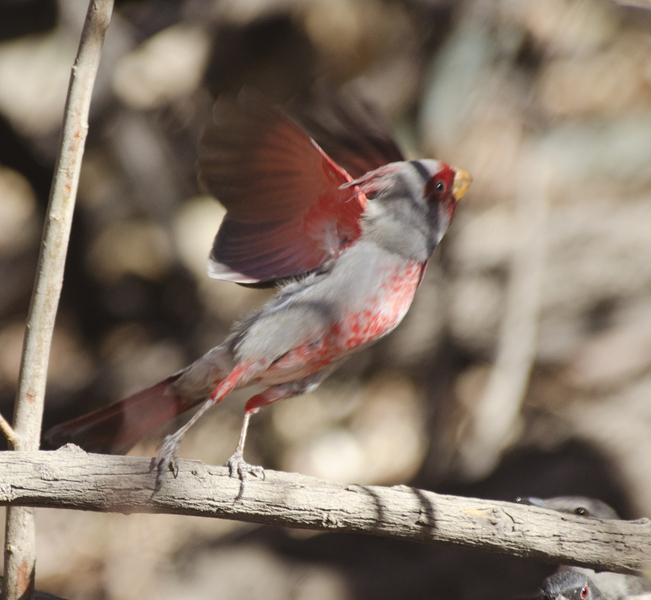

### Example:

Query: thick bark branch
xmin=0 ymin=447 xmax=649 ymax=576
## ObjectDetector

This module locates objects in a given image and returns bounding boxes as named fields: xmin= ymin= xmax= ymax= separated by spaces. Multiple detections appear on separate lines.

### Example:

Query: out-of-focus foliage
xmin=1 ymin=0 xmax=651 ymax=598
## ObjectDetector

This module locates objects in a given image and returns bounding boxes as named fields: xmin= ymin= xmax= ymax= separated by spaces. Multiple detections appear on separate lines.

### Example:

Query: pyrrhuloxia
xmin=46 ymin=87 xmax=472 ymax=493
xmin=519 ymin=496 xmax=651 ymax=600
xmin=541 ymin=572 xmax=606 ymax=600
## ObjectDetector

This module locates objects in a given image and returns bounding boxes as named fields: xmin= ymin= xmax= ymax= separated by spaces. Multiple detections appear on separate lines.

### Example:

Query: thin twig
xmin=0 ymin=414 xmax=18 ymax=447
xmin=2 ymin=1 xmax=114 ymax=599
xmin=0 ymin=448 xmax=650 ymax=576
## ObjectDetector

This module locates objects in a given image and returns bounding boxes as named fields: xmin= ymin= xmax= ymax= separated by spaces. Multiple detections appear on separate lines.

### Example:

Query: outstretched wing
xmin=288 ymin=80 xmax=405 ymax=179
xmin=198 ymin=88 xmax=368 ymax=285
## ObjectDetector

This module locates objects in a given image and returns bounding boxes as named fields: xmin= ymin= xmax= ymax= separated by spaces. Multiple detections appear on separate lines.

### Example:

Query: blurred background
xmin=1 ymin=0 xmax=651 ymax=598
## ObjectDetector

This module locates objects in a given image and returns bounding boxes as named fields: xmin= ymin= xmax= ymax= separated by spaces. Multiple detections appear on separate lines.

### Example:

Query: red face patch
xmin=424 ymin=163 xmax=457 ymax=219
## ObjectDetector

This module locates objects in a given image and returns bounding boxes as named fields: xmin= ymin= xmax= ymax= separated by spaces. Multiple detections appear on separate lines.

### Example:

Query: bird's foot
xmin=226 ymin=451 xmax=265 ymax=499
xmin=151 ymin=433 xmax=181 ymax=492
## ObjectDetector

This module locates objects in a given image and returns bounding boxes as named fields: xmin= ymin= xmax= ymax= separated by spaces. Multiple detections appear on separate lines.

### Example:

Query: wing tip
xmin=207 ymin=257 xmax=261 ymax=284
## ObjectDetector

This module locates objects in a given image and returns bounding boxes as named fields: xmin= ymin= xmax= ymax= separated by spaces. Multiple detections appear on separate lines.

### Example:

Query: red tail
xmin=45 ymin=374 xmax=202 ymax=454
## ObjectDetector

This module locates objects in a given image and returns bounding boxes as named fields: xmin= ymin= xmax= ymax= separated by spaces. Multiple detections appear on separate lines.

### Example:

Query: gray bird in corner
xmin=517 ymin=496 xmax=619 ymax=520
xmin=518 ymin=496 xmax=651 ymax=600
xmin=541 ymin=572 xmax=606 ymax=600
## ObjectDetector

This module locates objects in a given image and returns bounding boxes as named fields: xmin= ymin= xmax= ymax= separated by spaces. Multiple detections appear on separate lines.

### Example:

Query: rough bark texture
xmin=0 ymin=447 xmax=649 ymax=576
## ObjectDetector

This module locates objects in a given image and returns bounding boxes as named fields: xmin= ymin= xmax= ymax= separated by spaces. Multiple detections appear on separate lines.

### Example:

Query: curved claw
xmin=226 ymin=451 xmax=265 ymax=499
xmin=152 ymin=433 xmax=181 ymax=492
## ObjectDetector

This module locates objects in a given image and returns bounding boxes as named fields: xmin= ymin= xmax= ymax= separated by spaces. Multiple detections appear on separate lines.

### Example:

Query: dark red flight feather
xmin=198 ymin=88 xmax=371 ymax=285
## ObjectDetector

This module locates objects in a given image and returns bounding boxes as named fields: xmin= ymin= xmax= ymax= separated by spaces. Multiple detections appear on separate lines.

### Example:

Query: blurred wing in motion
xmin=288 ymin=80 xmax=405 ymax=179
xmin=198 ymin=88 xmax=369 ymax=285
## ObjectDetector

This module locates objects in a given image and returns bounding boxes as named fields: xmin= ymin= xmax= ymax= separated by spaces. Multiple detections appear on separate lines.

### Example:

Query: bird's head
xmin=346 ymin=159 xmax=471 ymax=261
xmin=516 ymin=496 xmax=620 ymax=520
xmin=541 ymin=572 xmax=605 ymax=600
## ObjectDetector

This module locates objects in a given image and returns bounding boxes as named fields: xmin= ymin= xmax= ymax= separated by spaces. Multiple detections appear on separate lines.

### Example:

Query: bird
xmin=46 ymin=85 xmax=472 ymax=494
xmin=519 ymin=496 xmax=651 ymax=600
xmin=516 ymin=496 xmax=620 ymax=520
xmin=541 ymin=572 xmax=606 ymax=600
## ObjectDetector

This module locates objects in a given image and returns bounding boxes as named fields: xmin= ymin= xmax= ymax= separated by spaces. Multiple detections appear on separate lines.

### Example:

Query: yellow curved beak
xmin=452 ymin=168 xmax=472 ymax=202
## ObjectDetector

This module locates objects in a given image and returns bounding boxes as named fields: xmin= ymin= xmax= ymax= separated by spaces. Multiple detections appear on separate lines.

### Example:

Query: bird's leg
xmin=227 ymin=372 xmax=328 ymax=499
xmin=226 ymin=390 xmax=283 ymax=499
xmin=153 ymin=363 xmax=252 ymax=491
xmin=226 ymin=408 xmax=263 ymax=489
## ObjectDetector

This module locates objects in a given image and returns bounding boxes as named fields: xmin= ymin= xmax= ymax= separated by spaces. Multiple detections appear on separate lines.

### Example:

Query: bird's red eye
xmin=580 ymin=586 xmax=589 ymax=598
xmin=424 ymin=168 xmax=454 ymax=204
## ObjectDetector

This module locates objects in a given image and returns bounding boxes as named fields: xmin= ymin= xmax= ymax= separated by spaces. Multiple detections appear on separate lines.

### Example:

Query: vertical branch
xmin=3 ymin=1 xmax=114 ymax=598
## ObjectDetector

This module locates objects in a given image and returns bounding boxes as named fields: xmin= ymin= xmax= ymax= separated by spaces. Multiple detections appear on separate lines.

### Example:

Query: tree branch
xmin=0 ymin=414 xmax=18 ymax=447
xmin=1 ymin=447 xmax=649 ymax=576
xmin=3 ymin=1 xmax=114 ymax=598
